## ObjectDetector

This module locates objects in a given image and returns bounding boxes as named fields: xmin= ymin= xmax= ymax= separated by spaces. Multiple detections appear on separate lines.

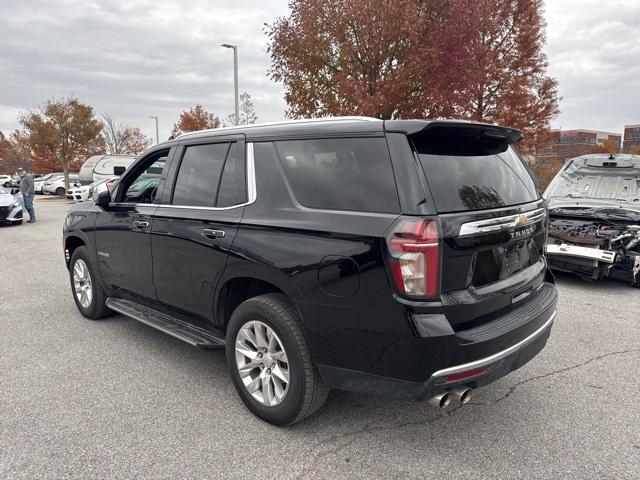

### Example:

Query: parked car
xmin=67 ymin=176 xmax=118 ymax=202
xmin=0 ymin=185 xmax=23 ymax=224
xmin=35 ymin=173 xmax=64 ymax=194
xmin=78 ymin=154 xmax=137 ymax=185
xmin=544 ymin=153 xmax=640 ymax=287
xmin=45 ymin=175 xmax=80 ymax=196
xmin=0 ymin=174 xmax=13 ymax=188
xmin=63 ymin=117 xmax=557 ymax=425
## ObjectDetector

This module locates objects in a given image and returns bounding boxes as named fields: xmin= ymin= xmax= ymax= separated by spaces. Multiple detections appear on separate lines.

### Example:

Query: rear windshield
xmin=274 ymin=137 xmax=399 ymax=213
xmin=414 ymin=133 xmax=538 ymax=213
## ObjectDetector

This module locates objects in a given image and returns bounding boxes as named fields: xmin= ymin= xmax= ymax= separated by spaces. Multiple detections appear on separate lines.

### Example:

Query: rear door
xmin=151 ymin=135 xmax=247 ymax=321
xmin=408 ymin=124 xmax=546 ymax=328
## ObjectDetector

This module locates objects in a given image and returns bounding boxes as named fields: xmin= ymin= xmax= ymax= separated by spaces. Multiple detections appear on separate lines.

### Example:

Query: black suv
xmin=63 ymin=117 xmax=557 ymax=425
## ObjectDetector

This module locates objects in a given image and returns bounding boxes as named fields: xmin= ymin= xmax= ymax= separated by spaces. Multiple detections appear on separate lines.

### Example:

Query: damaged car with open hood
xmin=544 ymin=153 xmax=640 ymax=288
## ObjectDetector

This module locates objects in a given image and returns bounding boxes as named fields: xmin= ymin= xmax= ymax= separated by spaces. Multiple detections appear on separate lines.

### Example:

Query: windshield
xmin=414 ymin=135 xmax=539 ymax=213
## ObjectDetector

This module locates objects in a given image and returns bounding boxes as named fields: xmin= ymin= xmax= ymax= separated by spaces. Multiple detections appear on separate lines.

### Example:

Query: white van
xmin=78 ymin=154 xmax=137 ymax=185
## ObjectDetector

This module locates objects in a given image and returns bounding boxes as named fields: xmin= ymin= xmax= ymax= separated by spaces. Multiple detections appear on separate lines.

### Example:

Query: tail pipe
xmin=428 ymin=392 xmax=451 ymax=409
xmin=449 ymin=386 xmax=473 ymax=404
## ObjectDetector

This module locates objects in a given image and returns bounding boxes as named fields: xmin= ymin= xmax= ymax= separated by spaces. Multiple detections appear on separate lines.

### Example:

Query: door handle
xmin=202 ymin=228 xmax=226 ymax=239
xmin=133 ymin=220 xmax=150 ymax=229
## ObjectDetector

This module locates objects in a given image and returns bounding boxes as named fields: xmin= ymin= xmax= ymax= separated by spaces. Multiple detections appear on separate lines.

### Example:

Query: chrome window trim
xmin=110 ymin=142 xmax=257 ymax=211
xmin=459 ymin=207 xmax=546 ymax=237
xmin=430 ymin=310 xmax=556 ymax=379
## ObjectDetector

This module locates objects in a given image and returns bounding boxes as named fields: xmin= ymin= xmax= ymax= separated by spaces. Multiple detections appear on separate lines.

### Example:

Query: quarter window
xmin=274 ymin=138 xmax=399 ymax=213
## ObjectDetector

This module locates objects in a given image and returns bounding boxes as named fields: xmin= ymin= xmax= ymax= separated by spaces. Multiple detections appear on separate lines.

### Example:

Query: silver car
xmin=0 ymin=185 xmax=23 ymax=224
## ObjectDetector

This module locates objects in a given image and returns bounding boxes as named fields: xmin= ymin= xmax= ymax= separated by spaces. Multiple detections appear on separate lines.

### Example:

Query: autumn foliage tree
xmin=458 ymin=0 xmax=560 ymax=153
xmin=268 ymin=0 xmax=559 ymax=149
xmin=172 ymin=105 xmax=221 ymax=136
xmin=0 ymin=132 xmax=29 ymax=173
xmin=16 ymin=96 xmax=103 ymax=189
xmin=268 ymin=0 xmax=473 ymax=119
xmin=101 ymin=114 xmax=152 ymax=155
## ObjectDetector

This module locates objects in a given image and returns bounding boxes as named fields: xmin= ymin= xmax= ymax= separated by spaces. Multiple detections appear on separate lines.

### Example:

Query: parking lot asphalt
xmin=1 ymin=198 xmax=639 ymax=479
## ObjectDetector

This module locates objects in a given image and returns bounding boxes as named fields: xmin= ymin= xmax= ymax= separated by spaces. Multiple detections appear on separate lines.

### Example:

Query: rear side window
xmin=274 ymin=138 xmax=399 ymax=213
xmin=414 ymin=131 xmax=538 ymax=213
xmin=172 ymin=143 xmax=229 ymax=207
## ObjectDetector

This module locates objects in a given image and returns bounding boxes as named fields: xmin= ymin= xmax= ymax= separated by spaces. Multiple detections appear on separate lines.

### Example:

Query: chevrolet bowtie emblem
xmin=516 ymin=214 xmax=528 ymax=225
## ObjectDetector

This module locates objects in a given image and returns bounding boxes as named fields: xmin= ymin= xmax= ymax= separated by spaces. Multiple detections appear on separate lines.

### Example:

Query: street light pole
xmin=148 ymin=116 xmax=159 ymax=144
xmin=221 ymin=44 xmax=239 ymax=126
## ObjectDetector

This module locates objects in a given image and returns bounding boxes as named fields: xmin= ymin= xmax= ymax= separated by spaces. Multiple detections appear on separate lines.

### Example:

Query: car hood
xmin=0 ymin=193 xmax=17 ymax=207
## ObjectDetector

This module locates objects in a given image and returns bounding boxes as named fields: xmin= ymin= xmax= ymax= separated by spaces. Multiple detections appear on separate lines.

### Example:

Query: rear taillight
xmin=387 ymin=218 xmax=441 ymax=299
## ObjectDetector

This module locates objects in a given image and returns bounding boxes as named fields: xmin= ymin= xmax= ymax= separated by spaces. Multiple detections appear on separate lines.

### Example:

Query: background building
xmin=535 ymin=129 xmax=622 ymax=166
xmin=623 ymin=125 xmax=640 ymax=154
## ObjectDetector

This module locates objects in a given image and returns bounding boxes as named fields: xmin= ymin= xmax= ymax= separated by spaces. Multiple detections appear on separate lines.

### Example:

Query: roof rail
xmin=176 ymin=116 xmax=381 ymax=139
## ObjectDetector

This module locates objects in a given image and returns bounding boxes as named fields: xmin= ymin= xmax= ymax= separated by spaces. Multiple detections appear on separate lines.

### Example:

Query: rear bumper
xmin=316 ymin=283 xmax=557 ymax=401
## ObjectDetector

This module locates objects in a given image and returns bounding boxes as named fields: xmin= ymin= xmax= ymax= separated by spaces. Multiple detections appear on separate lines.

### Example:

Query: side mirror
xmin=113 ymin=166 xmax=126 ymax=176
xmin=95 ymin=190 xmax=111 ymax=207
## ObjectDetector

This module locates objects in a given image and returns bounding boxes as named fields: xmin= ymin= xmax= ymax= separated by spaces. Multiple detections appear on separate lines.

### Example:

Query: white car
xmin=0 ymin=185 xmax=23 ymax=224
xmin=0 ymin=174 xmax=13 ymax=188
xmin=44 ymin=175 xmax=80 ymax=196
xmin=66 ymin=176 xmax=117 ymax=202
xmin=34 ymin=173 xmax=63 ymax=194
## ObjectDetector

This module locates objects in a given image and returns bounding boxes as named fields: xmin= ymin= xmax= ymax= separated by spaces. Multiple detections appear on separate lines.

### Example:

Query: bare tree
xmin=224 ymin=92 xmax=258 ymax=127
xmin=101 ymin=114 xmax=152 ymax=155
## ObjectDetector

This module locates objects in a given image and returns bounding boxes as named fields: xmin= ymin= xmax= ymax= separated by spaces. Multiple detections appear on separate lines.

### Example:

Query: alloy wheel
xmin=73 ymin=259 xmax=93 ymax=309
xmin=235 ymin=320 xmax=290 ymax=406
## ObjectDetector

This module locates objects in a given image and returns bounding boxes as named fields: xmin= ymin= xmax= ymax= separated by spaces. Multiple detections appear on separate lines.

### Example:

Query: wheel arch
xmin=215 ymin=272 xmax=301 ymax=334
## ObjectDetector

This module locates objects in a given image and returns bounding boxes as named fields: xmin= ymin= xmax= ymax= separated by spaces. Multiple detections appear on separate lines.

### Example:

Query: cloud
xmin=545 ymin=0 xmax=640 ymax=133
xmin=1 ymin=0 xmax=638 ymax=142
xmin=0 ymin=0 xmax=290 ymax=141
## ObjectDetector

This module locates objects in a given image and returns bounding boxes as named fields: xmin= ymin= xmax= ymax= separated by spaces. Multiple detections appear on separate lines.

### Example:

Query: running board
xmin=105 ymin=297 xmax=225 ymax=349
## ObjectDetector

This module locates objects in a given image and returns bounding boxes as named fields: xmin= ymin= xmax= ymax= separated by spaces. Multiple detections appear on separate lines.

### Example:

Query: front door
xmin=94 ymin=148 xmax=172 ymax=300
xmin=151 ymin=137 xmax=247 ymax=321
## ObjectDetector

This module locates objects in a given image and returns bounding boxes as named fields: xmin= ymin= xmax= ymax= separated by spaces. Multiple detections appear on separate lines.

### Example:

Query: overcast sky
xmin=0 ymin=0 xmax=638 ymax=142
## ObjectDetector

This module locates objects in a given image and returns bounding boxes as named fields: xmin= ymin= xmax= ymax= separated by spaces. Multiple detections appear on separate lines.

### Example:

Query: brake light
xmin=387 ymin=218 xmax=441 ymax=298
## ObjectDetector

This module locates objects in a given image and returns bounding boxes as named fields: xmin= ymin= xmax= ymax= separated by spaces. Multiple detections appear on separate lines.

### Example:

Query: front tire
xmin=226 ymin=294 xmax=329 ymax=426
xmin=69 ymin=246 xmax=111 ymax=320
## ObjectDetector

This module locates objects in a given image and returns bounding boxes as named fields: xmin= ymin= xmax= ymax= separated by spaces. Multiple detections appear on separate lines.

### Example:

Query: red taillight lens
xmin=387 ymin=218 xmax=441 ymax=299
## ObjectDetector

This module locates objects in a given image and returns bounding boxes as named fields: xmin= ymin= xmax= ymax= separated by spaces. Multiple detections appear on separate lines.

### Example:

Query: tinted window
xmin=414 ymin=134 xmax=538 ymax=213
xmin=274 ymin=138 xmax=399 ymax=213
xmin=216 ymin=142 xmax=246 ymax=207
xmin=173 ymin=143 xmax=229 ymax=207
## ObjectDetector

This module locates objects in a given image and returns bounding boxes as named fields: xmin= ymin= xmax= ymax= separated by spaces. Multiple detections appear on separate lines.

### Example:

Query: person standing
xmin=18 ymin=167 xmax=36 ymax=223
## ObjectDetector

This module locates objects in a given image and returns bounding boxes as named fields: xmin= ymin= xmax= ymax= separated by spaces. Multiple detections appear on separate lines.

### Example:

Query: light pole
xmin=148 ymin=116 xmax=159 ymax=144
xmin=221 ymin=43 xmax=239 ymax=126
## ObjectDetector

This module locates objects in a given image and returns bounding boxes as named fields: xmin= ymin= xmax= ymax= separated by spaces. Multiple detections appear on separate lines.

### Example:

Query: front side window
xmin=121 ymin=150 xmax=169 ymax=203
xmin=274 ymin=137 xmax=399 ymax=213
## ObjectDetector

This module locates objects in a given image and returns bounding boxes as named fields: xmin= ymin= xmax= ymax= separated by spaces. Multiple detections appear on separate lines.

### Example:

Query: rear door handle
xmin=133 ymin=220 xmax=150 ymax=229
xmin=202 ymin=228 xmax=226 ymax=239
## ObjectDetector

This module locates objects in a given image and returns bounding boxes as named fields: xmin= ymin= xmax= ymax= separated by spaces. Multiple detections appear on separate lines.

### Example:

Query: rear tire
xmin=56 ymin=187 xmax=65 ymax=196
xmin=226 ymin=293 xmax=329 ymax=426
xmin=69 ymin=246 xmax=111 ymax=320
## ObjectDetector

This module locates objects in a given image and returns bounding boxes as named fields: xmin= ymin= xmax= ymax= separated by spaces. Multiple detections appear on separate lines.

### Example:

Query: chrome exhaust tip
xmin=428 ymin=392 xmax=451 ymax=409
xmin=449 ymin=387 xmax=473 ymax=405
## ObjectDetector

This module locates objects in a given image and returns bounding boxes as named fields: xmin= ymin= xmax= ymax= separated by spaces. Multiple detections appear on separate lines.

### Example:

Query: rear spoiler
xmin=384 ymin=120 xmax=523 ymax=144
